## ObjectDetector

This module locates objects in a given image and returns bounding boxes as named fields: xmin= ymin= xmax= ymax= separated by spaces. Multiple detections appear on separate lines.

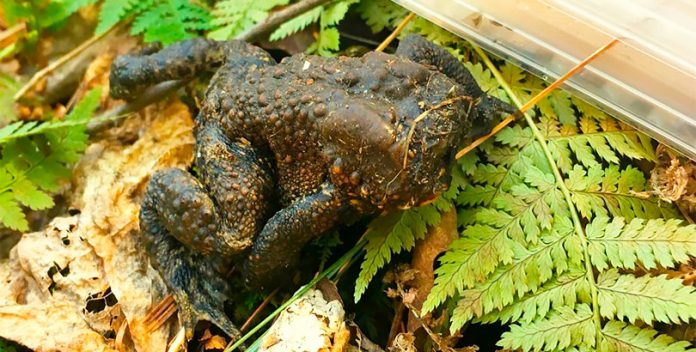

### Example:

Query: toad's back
xmin=204 ymin=51 xmax=474 ymax=204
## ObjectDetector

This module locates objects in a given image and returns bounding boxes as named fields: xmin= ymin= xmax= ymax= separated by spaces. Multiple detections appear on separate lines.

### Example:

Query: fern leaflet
xmin=354 ymin=201 xmax=445 ymax=301
xmin=208 ymin=0 xmax=289 ymax=40
xmin=0 ymin=88 xmax=101 ymax=231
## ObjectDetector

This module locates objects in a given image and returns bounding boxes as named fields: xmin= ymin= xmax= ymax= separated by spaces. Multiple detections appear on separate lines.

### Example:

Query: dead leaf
xmin=0 ymin=99 xmax=195 ymax=352
xmin=388 ymin=333 xmax=417 ymax=352
xmin=0 ymin=216 xmax=119 ymax=351
xmin=74 ymin=99 xmax=195 ymax=352
xmin=201 ymin=331 xmax=228 ymax=351
xmin=260 ymin=288 xmax=346 ymax=352
xmin=650 ymin=144 xmax=696 ymax=218
xmin=407 ymin=208 xmax=457 ymax=331
xmin=68 ymin=52 xmax=114 ymax=110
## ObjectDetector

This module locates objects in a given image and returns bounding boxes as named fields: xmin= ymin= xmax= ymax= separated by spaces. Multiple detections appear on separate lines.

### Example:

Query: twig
xmin=376 ymin=12 xmax=416 ymax=52
xmin=86 ymin=80 xmax=185 ymax=134
xmin=237 ymin=0 xmax=334 ymax=42
xmin=240 ymin=288 xmax=279 ymax=333
xmin=387 ymin=302 xmax=405 ymax=346
xmin=454 ymin=38 xmax=619 ymax=159
xmin=143 ymin=294 xmax=177 ymax=332
xmin=13 ymin=23 xmax=124 ymax=101
xmin=0 ymin=23 xmax=26 ymax=44
xmin=166 ymin=327 xmax=187 ymax=352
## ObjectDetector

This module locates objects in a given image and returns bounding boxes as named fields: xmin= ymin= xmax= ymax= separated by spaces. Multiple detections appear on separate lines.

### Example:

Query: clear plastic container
xmin=393 ymin=0 xmax=696 ymax=159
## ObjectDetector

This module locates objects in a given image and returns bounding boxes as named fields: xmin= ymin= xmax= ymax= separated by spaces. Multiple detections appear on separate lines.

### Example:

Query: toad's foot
xmin=140 ymin=168 xmax=241 ymax=339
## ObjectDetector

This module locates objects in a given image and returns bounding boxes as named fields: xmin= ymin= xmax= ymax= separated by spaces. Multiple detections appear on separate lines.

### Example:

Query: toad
xmin=110 ymin=34 xmax=514 ymax=338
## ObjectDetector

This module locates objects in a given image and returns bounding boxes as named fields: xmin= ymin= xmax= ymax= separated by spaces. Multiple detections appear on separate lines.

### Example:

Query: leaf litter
xmin=0 ymin=71 xmax=195 ymax=350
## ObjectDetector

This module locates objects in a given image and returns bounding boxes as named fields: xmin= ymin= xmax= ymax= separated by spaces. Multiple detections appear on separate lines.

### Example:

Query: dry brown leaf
xmin=0 ymin=216 xmax=119 ymax=351
xmin=407 ymin=208 xmax=457 ymax=331
xmin=201 ymin=331 xmax=228 ymax=351
xmin=388 ymin=333 xmax=417 ymax=352
xmin=74 ymin=99 xmax=195 ymax=352
xmin=650 ymin=144 xmax=696 ymax=218
xmin=260 ymin=281 xmax=355 ymax=352
xmin=0 ymin=99 xmax=195 ymax=352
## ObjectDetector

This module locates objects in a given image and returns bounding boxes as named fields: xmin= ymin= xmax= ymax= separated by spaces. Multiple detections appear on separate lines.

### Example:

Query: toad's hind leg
xmin=139 ymin=124 xmax=275 ymax=339
xmin=140 ymin=169 xmax=240 ymax=339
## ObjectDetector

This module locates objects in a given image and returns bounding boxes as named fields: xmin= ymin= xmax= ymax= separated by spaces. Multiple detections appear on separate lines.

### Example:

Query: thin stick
xmin=403 ymin=95 xmax=475 ymax=168
xmin=166 ymin=327 xmax=187 ymax=352
xmin=13 ymin=23 xmax=123 ymax=101
xmin=0 ymin=23 xmax=25 ymax=44
xmin=240 ymin=288 xmax=279 ymax=333
xmin=376 ymin=12 xmax=416 ymax=52
xmin=455 ymin=38 xmax=619 ymax=160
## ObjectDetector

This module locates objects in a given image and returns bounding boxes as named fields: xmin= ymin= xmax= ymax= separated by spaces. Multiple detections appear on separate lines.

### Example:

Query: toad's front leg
xmin=243 ymin=183 xmax=345 ymax=290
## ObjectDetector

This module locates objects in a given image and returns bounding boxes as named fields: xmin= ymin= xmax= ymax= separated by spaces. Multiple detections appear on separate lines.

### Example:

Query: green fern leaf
xmin=268 ymin=6 xmax=321 ymax=41
xmin=600 ymin=321 xmax=694 ymax=352
xmin=356 ymin=0 xmax=407 ymax=33
xmin=498 ymin=304 xmax=596 ymax=352
xmin=423 ymin=223 xmax=515 ymax=313
xmin=567 ymin=166 xmax=678 ymax=221
xmin=130 ymin=0 xmax=210 ymax=44
xmin=354 ymin=204 xmax=441 ymax=302
xmin=405 ymin=17 xmax=462 ymax=46
xmin=96 ymin=0 xmax=133 ymax=34
xmin=587 ymin=217 xmax=696 ymax=271
xmin=0 ymin=188 xmax=27 ymax=231
xmin=549 ymin=90 xmax=576 ymax=125
xmin=463 ymin=62 xmax=504 ymax=98
xmin=0 ymin=88 xmax=101 ymax=231
xmin=210 ymin=0 xmax=289 ymax=40
xmin=477 ymin=270 xmax=589 ymax=324
xmin=597 ymin=270 xmax=696 ymax=325
xmin=572 ymin=96 xmax=607 ymax=121
xmin=448 ymin=220 xmax=581 ymax=330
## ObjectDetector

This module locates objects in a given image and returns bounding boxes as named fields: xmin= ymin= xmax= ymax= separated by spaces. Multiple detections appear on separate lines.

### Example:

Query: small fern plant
xmin=269 ymin=0 xmax=359 ymax=56
xmin=0 ymin=88 xmax=101 ymax=231
xmin=96 ymin=0 xmax=211 ymax=44
xmin=353 ymin=30 xmax=696 ymax=351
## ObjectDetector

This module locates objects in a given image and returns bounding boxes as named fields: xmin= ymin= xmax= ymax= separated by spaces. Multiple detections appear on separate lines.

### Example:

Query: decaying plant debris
xmin=0 ymin=98 xmax=194 ymax=351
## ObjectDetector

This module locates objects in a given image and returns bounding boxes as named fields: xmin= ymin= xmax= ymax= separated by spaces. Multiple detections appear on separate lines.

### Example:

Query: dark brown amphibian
xmin=110 ymin=35 xmax=514 ymax=339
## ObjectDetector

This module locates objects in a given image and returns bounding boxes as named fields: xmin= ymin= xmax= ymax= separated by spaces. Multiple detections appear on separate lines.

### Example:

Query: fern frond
xmin=209 ymin=0 xmax=288 ymax=40
xmin=423 ymin=223 xmax=515 ymax=313
xmin=130 ymin=0 xmax=211 ymax=44
xmin=596 ymin=270 xmax=696 ymax=325
xmin=477 ymin=270 xmax=589 ymax=324
xmin=96 ymin=0 xmax=134 ymax=34
xmin=567 ymin=165 xmax=678 ymax=220
xmin=546 ymin=116 xmax=655 ymax=172
xmin=586 ymin=217 xmax=696 ymax=271
xmin=600 ymin=321 xmax=694 ymax=352
xmin=356 ymin=0 xmax=407 ymax=33
xmin=0 ymin=88 xmax=101 ymax=231
xmin=448 ymin=220 xmax=581 ymax=330
xmin=268 ymin=7 xmax=321 ymax=41
xmin=354 ymin=203 xmax=444 ymax=302
xmin=498 ymin=304 xmax=596 ymax=352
